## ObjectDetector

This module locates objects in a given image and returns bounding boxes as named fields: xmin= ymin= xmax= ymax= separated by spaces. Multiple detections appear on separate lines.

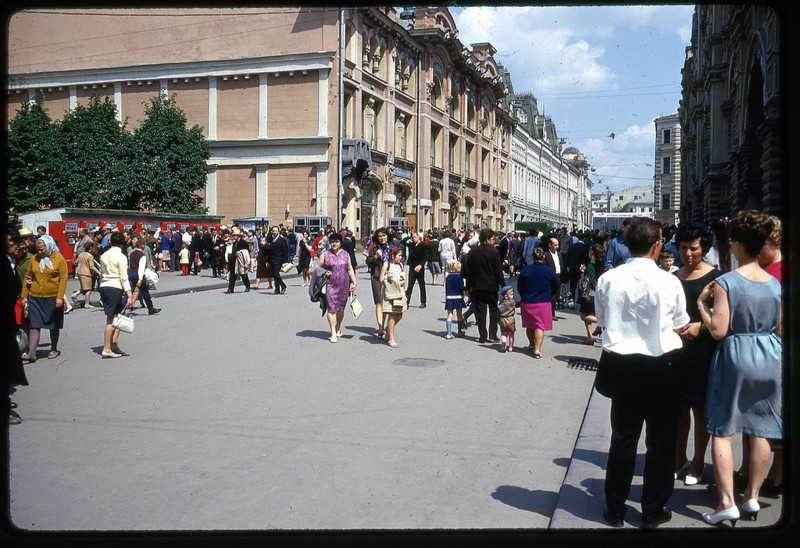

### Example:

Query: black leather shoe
xmin=642 ymin=508 xmax=672 ymax=529
xmin=603 ymin=508 xmax=625 ymax=528
xmin=224 ymin=291 xmax=234 ymax=294
xmin=419 ymin=303 xmax=426 ymax=308
xmin=148 ymin=308 xmax=161 ymax=315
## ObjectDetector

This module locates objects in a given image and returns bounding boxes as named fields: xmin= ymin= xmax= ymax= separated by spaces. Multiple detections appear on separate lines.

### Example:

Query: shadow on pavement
xmin=491 ymin=485 xmax=559 ymax=517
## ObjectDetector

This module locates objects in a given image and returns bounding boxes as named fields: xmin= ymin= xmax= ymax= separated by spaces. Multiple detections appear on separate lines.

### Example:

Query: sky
xmin=450 ymin=5 xmax=695 ymax=193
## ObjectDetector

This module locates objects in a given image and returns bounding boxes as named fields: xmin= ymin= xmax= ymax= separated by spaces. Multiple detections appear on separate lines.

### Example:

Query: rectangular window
xmin=449 ymin=135 xmax=458 ymax=173
xmin=662 ymin=156 xmax=671 ymax=174
xmin=663 ymin=129 xmax=671 ymax=144
xmin=662 ymin=193 xmax=670 ymax=210
xmin=431 ymin=124 xmax=442 ymax=168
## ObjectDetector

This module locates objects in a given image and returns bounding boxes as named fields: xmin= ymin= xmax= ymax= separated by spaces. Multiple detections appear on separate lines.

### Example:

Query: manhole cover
xmin=393 ymin=358 xmax=445 ymax=368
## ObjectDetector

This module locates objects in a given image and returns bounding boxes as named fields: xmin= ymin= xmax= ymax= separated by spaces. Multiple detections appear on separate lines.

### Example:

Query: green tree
xmin=133 ymin=92 xmax=210 ymax=214
xmin=45 ymin=93 xmax=135 ymax=209
xmin=6 ymin=90 xmax=56 ymax=212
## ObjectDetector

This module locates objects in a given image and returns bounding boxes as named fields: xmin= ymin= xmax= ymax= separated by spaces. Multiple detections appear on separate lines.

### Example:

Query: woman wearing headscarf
xmin=20 ymin=235 xmax=68 ymax=361
xmin=99 ymin=231 xmax=134 ymax=358
xmin=516 ymin=247 xmax=560 ymax=359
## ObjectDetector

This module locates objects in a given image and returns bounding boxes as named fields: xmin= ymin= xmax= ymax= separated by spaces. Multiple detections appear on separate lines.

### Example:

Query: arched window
xmin=431 ymin=76 xmax=443 ymax=110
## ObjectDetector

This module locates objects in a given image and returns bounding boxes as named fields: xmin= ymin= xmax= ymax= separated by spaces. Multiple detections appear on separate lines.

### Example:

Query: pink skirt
xmin=521 ymin=301 xmax=552 ymax=331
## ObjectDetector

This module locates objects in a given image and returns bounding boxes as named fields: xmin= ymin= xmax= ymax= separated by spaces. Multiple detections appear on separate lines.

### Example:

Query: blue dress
xmin=703 ymin=271 xmax=782 ymax=438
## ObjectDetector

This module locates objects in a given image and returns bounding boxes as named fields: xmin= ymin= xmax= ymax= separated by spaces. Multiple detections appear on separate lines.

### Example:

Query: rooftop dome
xmin=563 ymin=146 xmax=579 ymax=154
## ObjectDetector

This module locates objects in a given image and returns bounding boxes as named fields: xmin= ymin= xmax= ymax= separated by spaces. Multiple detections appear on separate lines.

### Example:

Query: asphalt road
xmin=7 ymin=266 xmax=786 ymax=537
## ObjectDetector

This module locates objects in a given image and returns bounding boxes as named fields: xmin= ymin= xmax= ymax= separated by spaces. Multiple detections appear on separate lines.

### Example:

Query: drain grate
xmin=393 ymin=358 xmax=445 ymax=368
xmin=567 ymin=358 xmax=599 ymax=371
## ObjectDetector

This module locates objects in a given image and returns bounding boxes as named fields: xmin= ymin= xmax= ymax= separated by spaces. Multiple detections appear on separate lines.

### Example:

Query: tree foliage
xmin=133 ymin=92 xmax=210 ymax=214
xmin=6 ymin=90 xmax=210 ymax=215
xmin=6 ymin=91 xmax=55 ymax=212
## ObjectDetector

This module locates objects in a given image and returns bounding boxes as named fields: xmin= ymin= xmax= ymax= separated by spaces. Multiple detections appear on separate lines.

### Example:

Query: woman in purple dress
xmin=317 ymin=232 xmax=357 ymax=343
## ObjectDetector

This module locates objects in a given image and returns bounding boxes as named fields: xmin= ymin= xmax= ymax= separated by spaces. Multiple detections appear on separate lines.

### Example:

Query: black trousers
xmin=405 ymin=266 xmax=426 ymax=305
xmin=227 ymin=257 xmax=250 ymax=291
xmin=271 ymin=263 xmax=286 ymax=293
xmin=601 ymin=351 xmax=681 ymax=519
xmin=188 ymin=249 xmax=198 ymax=274
xmin=471 ymin=289 xmax=499 ymax=341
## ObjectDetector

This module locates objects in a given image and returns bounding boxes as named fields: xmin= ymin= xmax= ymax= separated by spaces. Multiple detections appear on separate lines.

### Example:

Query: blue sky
xmin=450 ymin=5 xmax=695 ymax=192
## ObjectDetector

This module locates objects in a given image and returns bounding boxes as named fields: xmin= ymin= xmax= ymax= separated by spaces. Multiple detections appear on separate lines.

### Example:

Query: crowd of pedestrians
xmin=5 ymin=211 xmax=784 ymax=531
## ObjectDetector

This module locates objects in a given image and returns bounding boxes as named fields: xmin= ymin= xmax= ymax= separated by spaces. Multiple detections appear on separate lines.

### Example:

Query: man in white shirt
xmin=595 ymin=217 xmax=690 ymax=529
xmin=544 ymin=238 xmax=565 ymax=319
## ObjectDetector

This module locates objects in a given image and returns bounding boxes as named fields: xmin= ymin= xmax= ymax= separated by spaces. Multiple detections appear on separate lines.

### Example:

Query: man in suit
xmin=267 ymin=226 xmax=288 ymax=294
xmin=595 ymin=217 xmax=689 ymax=529
xmin=462 ymin=228 xmax=505 ymax=344
xmin=169 ymin=229 xmax=183 ymax=272
xmin=544 ymin=237 xmax=566 ymax=320
xmin=189 ymin=227 xmax=203 ymax=275
xmin=566 ymin=231 xmax=590 ymax=299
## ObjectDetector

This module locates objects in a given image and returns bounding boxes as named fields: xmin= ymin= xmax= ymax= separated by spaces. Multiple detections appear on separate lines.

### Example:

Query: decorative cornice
xmin=8 ymin=52 xmax=336 ymax=89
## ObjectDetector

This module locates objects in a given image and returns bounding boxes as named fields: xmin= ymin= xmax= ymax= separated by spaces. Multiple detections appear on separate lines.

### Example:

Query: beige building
xmin=653 ymin=112 xmax=681 ymax=226
xmin=7 ymin=7 xmax=513 ymax=239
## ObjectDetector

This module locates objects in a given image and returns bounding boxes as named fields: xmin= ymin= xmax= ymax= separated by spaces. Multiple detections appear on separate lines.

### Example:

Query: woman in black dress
xmin=297 ymin=230 xmax=313 ymax=286
xmin=254 ymin=236 xmax=273 ymax=290
xmin=673 ymin=224 xmax=721 ymax=485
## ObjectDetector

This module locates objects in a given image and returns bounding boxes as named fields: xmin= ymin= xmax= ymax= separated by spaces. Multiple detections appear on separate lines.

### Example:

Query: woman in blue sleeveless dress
xmin=317 ymin=232 xmax=357 ymax=343
xmin=697 ymin=210 xmax=782 ymax=527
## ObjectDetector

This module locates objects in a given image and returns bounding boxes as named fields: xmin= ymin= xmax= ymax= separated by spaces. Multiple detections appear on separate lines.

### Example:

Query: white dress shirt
xmin=549 ymin=250 xmax=561 ymax=275
xmin=596 ymin=257 xmax=689 ymax=357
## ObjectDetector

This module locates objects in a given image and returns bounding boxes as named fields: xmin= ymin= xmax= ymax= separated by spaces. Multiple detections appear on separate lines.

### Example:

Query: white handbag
xmin=112 ymin=310 xmax=135 ymax=333
xmin=143 ymin=267 xmax=159 ymax=289
xmin=281 ymin=262 xmax=293 ymax=273
xmin=350 ymin=293 xmax=363 ymax=319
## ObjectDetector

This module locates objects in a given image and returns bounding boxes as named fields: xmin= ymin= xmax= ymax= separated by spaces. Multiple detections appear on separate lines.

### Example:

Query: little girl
xmin=498 ymin=285 xmax=516 ymax=352
xmin=179 ymin=244 xmax=190 ymax=276
xmin=444 ymin=261 xmax=466 ymax=339
xmin=380 ymin=246 xmax=406 ymax=348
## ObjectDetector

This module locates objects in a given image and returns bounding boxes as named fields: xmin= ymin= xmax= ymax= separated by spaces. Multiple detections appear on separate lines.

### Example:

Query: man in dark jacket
xmin=170 ymin=229 xmax=183 ymax=272
xmin=401 ymin=230 xmax=427 ymax=308
xmin=566 ymin=232 xmax=590 ymax=297
xmin=190 ymin=227 xmax=203 ymax=275
xmin=462 ymin=228 xmax=505 ymax=343
xmin=267 ymin=226 xmax=288 ymax=294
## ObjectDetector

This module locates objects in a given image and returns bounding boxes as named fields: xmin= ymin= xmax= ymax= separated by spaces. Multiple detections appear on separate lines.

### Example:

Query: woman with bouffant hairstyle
xmin=697 ymin=210 xmax=782 ymax=526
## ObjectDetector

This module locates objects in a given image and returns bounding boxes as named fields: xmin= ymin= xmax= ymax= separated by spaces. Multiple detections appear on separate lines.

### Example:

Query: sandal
xmin=47 ymin=350 xmax=61 ymax=359
xmin=21 ymin=352 xmax=37 ymax=363
xmin=533 ymin=351 xmax=542 ymax=359
xmin=387 ymin=340 xmax=398 ymax=348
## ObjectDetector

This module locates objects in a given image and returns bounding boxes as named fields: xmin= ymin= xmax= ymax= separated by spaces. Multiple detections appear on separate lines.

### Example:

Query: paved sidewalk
xmin=13 ymin=266 xmax=785 ymax=534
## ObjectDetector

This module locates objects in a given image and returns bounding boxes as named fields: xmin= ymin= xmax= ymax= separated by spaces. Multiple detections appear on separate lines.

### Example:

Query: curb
xmin=550 ymin=382 xmax=611 ymax=529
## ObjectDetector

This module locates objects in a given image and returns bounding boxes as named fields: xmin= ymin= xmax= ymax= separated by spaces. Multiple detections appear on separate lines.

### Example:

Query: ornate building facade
xmin=679 ymin=5 xmax=784 ymax=225
xmin=8 ymin=7 xmax=588 ymax=237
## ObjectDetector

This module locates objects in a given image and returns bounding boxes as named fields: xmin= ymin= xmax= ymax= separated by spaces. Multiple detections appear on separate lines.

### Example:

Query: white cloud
xmin=453 ymin=7 xmax=617 ymax=95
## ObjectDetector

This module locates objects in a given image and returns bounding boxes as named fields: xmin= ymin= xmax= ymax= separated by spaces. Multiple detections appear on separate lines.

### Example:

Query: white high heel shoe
xmin=702 ymin=505 xmax=739 ymax=527
xmin=739 ymin=499 xmax=760 ymax=521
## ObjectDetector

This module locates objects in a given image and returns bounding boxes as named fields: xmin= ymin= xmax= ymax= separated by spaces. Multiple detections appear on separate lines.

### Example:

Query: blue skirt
xmin=28 ymin=296 xmax=64 ymax=330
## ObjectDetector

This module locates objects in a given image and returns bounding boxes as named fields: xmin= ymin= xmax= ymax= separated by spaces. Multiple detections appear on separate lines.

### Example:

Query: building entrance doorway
xmin=360 ymin=182 xmax=377 ymax=239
